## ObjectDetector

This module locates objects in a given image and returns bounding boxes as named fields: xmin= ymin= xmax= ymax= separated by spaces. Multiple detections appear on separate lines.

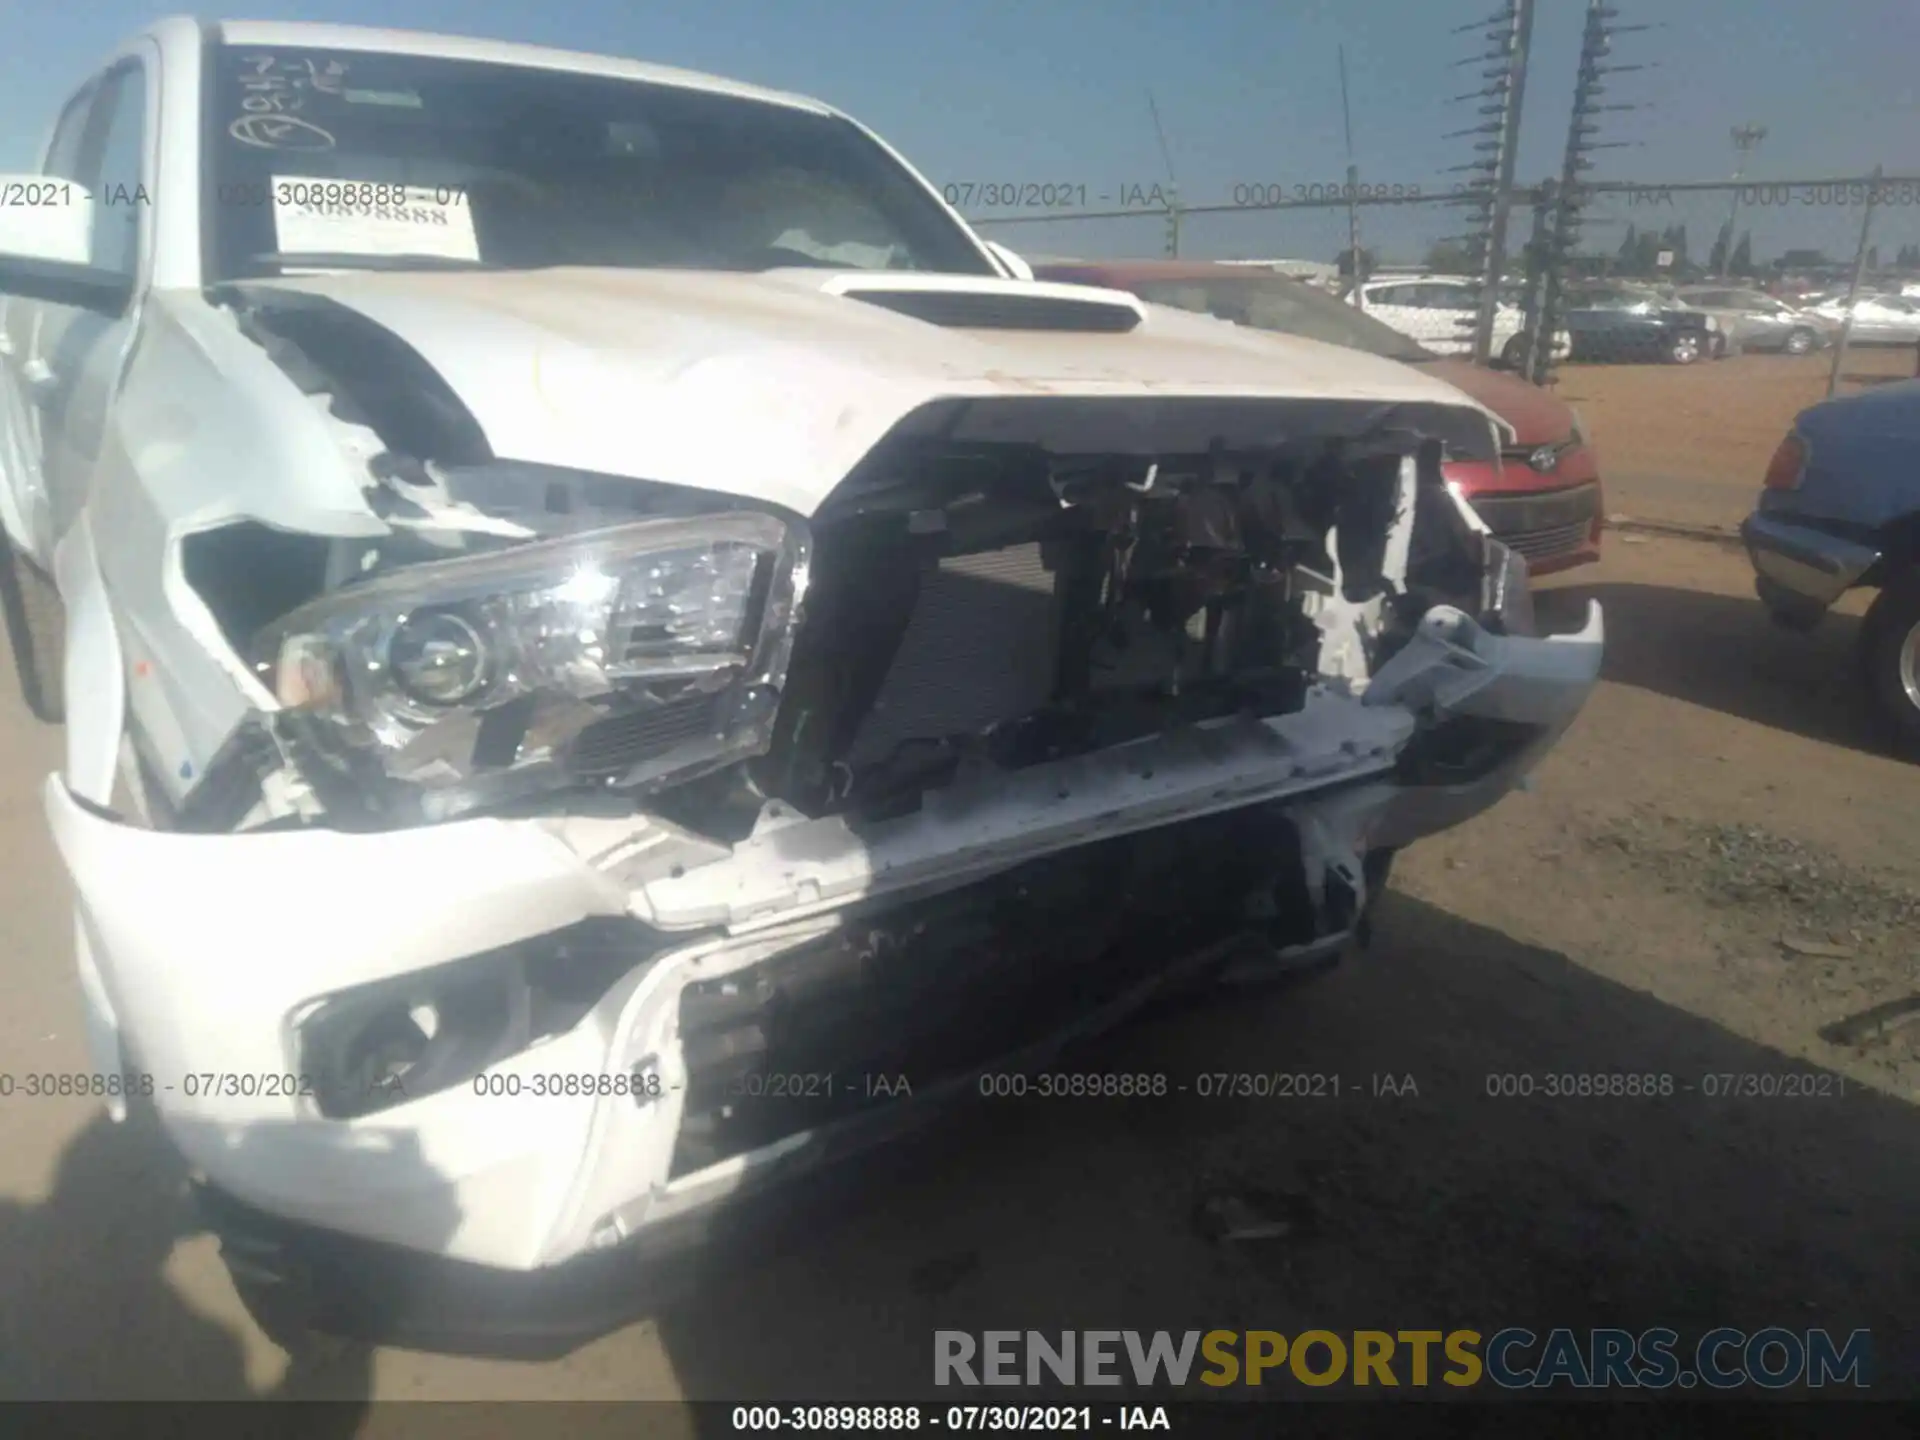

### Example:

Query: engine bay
xmin=173 ymin=372 xmax=1500 ymax=838
xmin=661 ymin=429 xmax=1492 ymax=836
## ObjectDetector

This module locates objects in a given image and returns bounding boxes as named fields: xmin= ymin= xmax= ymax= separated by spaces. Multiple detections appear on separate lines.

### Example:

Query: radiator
xmin=845 ymin=543 xmax=1063 ymax=766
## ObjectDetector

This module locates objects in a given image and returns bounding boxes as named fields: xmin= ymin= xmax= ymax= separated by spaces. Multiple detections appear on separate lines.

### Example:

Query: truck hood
xmin=237 ymin=267 xmax=1510 ymax=516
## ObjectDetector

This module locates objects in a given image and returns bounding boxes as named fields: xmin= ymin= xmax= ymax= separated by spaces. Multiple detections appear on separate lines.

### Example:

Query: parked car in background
xmin=1741 ymin=381 xmax=1920 ymax=752
xmin=1560 ymin=281 xmax=1722 ymax=364
xmin=1806 ymin=292 xmax=1920 ymax=345
xmin=1675 ymin=286 xmax=1837 ymax=355
xmin=1347 ymin=275 xmax=1572 ymax=370
xmin=1038 ymin=260 xmax=1603 ymax=574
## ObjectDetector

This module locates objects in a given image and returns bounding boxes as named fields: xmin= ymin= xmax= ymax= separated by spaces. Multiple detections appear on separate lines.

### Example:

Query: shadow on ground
xmin=646 ymin=892 xmax=1919 ymax=1416
xmin=1540 ymin=580 xmax=1894 ymax=756
xmin=10 ymin=905 xmax=1915 ymax=1421
xmin=0 ymin=1093 xmax=374 ymax=1423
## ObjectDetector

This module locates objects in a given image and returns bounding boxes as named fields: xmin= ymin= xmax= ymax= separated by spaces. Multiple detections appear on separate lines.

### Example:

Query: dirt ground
xmin=1556 ymin=344 xmax=1917 ymax=534
xmin=1 ymin=530 xmax=1916 ymax=1417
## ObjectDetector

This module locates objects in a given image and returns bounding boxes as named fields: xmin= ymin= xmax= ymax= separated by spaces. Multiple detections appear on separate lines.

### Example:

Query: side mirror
xmin=984 ymin=241 xmax=1034 ymax=281
xmin=0 ymin=176 xmax=93 ymax=266
xmin=0 ymin=176 xmax=130 ymax=315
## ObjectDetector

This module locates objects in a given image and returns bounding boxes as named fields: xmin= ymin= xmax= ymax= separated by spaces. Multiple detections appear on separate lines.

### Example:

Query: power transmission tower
xmin=1524 ymin=0 xmax=1652 ymax=384
xmin=1147 ymin=91 xmax=1182 ymax=257
xmin=1444 ymin=1 xmax=1535 ymax=365
xmin=1340 ymin=46 xmax=1363 ymax=294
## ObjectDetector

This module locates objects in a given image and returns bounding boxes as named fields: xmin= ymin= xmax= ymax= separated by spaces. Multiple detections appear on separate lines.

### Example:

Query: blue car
xmin=1742 ymin=380 xmax=1920 ymax=751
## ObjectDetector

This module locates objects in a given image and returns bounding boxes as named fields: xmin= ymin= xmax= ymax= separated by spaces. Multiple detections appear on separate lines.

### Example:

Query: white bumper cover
xmin=46 ymin=602 xmax=1602 ymax=1270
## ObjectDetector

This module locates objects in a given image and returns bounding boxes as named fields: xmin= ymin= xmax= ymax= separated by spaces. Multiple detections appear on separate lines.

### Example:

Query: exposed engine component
xmin=743 ymin=433 xmax=1485 ymax=824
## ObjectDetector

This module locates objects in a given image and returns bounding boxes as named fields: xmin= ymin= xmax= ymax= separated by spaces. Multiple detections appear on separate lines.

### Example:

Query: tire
xmin=1783 ymin=327 xmax=1817 ymax=356
xmin=0 ymin=537 xmax=64 ymax=723
xmin=1499 ymin=334 xmax=1529 ymax=369
xmin=1667 ymin=331 xmax=1704 ymax=365
xmin=1862 ymin=573 xmax=1920 ymax=756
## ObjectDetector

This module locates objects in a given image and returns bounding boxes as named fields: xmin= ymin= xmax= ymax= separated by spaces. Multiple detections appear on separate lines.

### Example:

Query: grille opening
xmin=1501 ymin=519 xmax=1594 ymax=562
xmin=734 ymin=432 xmax=1488 ymax=829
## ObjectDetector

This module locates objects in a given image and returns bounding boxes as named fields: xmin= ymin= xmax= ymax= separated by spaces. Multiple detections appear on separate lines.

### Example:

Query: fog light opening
xmin=302 ymin=961 xmax=532 ymax=1119
xmin=297 ymin=919 xmax=670 ymax=1119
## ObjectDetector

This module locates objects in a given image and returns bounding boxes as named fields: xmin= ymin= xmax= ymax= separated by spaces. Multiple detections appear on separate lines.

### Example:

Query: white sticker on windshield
xmin=270 ymin=178 xmax=479 ymax=260
xmin=342 ymin=88 xmax=423 ymax=108
xmin=768 ymin=230 xmax=900 ymax=269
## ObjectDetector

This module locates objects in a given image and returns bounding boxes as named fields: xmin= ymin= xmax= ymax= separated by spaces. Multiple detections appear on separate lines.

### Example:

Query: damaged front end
xmin=49 ymin=306 xmax=1600 ymax=1340
xmin=179 ymin=399 xmax=1544 ymax=836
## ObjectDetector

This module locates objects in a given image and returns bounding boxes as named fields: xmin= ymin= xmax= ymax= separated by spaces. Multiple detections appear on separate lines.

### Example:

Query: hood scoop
xmin=822 ymin=275 xmax=1145 ymax=334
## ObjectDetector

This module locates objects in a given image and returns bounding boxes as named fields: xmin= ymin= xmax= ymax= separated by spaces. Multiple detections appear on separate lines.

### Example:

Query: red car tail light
xmin=1763 ymin=432 xmax=1807 ymax=491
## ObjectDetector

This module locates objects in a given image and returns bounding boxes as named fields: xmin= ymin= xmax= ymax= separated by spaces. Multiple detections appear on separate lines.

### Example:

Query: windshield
xmin=203 ymin=46 xmax=994 ymax=281
xmin=1130 ymin=273 xmax=1435 ymax=363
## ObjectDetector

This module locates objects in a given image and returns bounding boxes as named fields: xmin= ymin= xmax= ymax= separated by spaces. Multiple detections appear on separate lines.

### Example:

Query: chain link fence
xmin=957 ymin=174 xmax=1920 ymax=536
xmin=962 ymin=175 xmax=1920 ymax=383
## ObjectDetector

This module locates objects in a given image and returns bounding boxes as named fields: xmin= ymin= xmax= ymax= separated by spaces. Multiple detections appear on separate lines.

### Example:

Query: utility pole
xmin=1147 ymin=91 xmax=1182 ymax=257
xmin=1517 ymin=177 xmax=1557 ymax=376
xmin=1526 ymin=0 xmax=1652 ymax=384
xmin=1828 ymin=165 xmax=1883 ymax=398
xmin=1473 ymin=1 xmax=1532 ymax=364
xmin=1443 ymin=1 xmax=1535 ymax=365
xmin=1340 ymin=47 xmax=1364 ymax=296
xmin=1716 ymin=124 xmax=1768 ymax=277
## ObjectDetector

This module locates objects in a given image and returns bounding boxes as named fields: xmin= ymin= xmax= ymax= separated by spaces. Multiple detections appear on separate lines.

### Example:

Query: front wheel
xmin=1862 ymin=573 xmax=1920 ymax=756
xmin=0 ymin=538 xmax=64 ymax=723
xmin=1783 ymin=327 xmax=1817 ymax=356
xmin=1667 ymin=332 xmax=1704 ymax=365
xmin=1500 ymin=334 xmax=1530 ymax=369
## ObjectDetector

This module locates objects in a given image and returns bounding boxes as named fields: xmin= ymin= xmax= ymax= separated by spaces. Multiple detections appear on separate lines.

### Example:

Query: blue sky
xmin=3 ymin=0 xmax=1916 ymax=266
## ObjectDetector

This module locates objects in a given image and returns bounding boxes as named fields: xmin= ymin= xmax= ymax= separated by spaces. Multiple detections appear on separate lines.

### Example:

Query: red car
xmin=1035 ymin=260 xmax=1603 ymax=575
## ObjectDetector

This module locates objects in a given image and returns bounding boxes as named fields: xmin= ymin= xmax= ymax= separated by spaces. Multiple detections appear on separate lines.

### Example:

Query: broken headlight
xmin=255 ymin=513 xmax=810 ymax=819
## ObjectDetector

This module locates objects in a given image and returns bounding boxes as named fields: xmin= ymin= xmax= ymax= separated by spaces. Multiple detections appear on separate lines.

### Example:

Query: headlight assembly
xmin=255 ymin=512 xmax=810 ymax=821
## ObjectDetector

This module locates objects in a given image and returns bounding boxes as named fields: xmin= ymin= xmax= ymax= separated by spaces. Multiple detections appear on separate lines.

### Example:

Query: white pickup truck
xmin=0 ymin=16 xmax=1601 ymax=1355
